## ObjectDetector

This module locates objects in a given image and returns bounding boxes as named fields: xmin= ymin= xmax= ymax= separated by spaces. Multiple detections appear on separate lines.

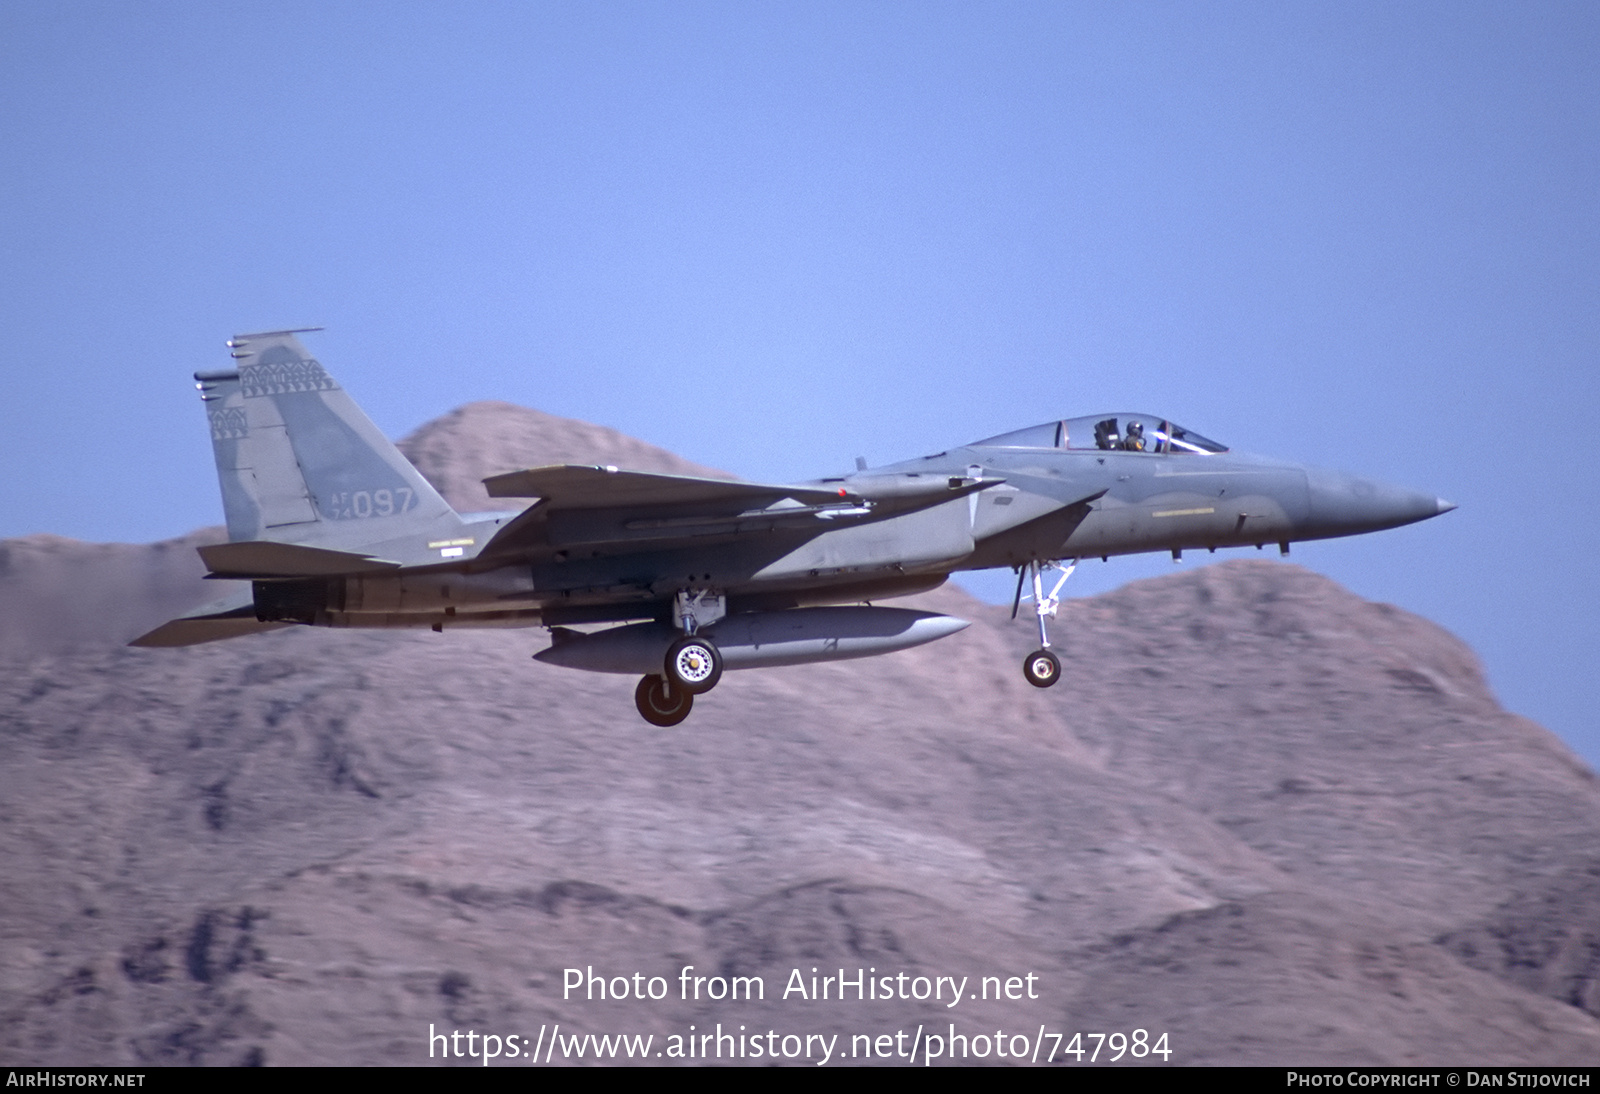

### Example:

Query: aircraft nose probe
xmin=1301 ymin=468 xmax=1458 ymax=540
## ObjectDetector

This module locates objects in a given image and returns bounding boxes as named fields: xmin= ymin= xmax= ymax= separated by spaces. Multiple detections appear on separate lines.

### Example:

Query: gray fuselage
xmin=298 ymin=429 xmax=1450 ymax=634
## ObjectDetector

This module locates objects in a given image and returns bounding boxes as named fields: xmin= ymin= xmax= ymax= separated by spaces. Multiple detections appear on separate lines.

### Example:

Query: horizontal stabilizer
xmin=198 ymin=540 xmax=402 ymax=578
xmin=129 ymin=591 xmax=289 ymax=647
xmin=483 ymin=464 xmax=856 ymax=509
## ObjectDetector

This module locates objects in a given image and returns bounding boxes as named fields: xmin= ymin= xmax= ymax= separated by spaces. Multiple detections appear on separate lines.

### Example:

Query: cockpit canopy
xmin=974 ymin=414 xmax=1228 ymax=455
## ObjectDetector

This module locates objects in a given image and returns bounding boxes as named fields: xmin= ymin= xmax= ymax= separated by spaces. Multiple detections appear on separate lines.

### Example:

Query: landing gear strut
xmin=635 ymin=675 xmax=693 ymax=727
xmin=1013 ymin=558 xmax=1076 ymax=689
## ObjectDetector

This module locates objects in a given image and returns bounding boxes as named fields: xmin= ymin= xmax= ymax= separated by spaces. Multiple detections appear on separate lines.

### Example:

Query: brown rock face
xmin=1 ymin=404 xmax=1597 ymax=1066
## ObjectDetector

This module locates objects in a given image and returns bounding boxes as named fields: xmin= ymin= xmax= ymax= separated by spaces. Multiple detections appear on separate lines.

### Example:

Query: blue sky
xmin=2 ymin=2 xmax=1596 ymax=762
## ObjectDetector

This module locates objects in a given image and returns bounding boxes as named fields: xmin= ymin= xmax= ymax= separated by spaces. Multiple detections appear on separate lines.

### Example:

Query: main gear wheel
xmin=665 ymin=636 xmax=723 ymax=694
xmin=635 ymin=675 xmax=693 ymax=726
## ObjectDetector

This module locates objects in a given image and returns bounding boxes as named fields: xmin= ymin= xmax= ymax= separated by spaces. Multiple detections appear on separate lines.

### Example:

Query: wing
xmin=478 ymin=464 xmax=997 ymax=557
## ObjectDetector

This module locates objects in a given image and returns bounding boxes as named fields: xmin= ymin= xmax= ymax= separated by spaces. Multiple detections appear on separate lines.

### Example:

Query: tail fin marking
xmin=199 ymin=331 xmax=456 ymax=545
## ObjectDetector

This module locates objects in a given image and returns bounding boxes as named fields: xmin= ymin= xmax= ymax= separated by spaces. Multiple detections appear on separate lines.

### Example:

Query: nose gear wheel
xmin=1023 ymin=649 xmax=1061 ymax=688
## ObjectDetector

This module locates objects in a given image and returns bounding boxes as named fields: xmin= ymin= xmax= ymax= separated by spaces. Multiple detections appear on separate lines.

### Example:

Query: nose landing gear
xmin=1013 ymin=558 xmax=1075 ymax=689
xmin=1023 ymin=648 xmax=1061 ymax=688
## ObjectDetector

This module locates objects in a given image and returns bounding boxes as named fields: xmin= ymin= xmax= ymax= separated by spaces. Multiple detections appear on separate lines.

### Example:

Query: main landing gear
xmin=635 ymin=675 xmax=694 ymax=727
xmin=635 ymin=589 xmax=726 ymax=726
xmin=1013 ymin=558 xmax=1076 ymax=689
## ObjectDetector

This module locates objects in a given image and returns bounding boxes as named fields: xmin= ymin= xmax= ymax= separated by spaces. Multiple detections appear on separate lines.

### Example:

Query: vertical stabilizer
xmin=196 ymin=329 xmax=456 ymax=545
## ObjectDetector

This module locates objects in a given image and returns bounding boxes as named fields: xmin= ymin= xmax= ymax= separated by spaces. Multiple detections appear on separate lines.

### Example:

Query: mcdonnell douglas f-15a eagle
xmin=134 ymin=329 xmax=1456 ymax=725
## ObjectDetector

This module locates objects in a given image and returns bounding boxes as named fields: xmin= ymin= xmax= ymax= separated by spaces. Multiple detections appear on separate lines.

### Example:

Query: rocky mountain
xmin=401 ymin=401 xmax=733 ymax=513
xmin=1 ymin=403 xmax=1596 ymax=1066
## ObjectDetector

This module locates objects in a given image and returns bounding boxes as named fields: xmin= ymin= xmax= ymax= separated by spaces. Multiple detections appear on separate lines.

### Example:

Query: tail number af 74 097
xmin=326 ymin=487 xmax=416 ymax=520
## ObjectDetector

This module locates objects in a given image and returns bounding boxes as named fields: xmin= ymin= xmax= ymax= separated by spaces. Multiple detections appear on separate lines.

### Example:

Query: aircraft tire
xmin=665 ymin=636 xmax=723 ymax=694
xmin=636 ymin=675 xmax=694 ymax=726
xmin=1023 ymin=648 xmax=1061 ymax=689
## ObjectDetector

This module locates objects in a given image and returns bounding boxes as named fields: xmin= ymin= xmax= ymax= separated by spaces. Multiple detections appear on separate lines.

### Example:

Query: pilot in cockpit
xmin=1123 ymin=420 xmax=1146 ymax=452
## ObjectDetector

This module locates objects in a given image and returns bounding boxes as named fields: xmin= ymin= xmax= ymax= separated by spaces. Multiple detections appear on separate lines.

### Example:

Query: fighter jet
xmin=134 ymin=329 xmax=1455 ymax=725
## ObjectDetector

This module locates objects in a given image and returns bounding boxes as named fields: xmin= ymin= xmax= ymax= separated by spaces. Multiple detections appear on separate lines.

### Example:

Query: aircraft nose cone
xmin=1303 ymin=468 xmax=1455 ymax=538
